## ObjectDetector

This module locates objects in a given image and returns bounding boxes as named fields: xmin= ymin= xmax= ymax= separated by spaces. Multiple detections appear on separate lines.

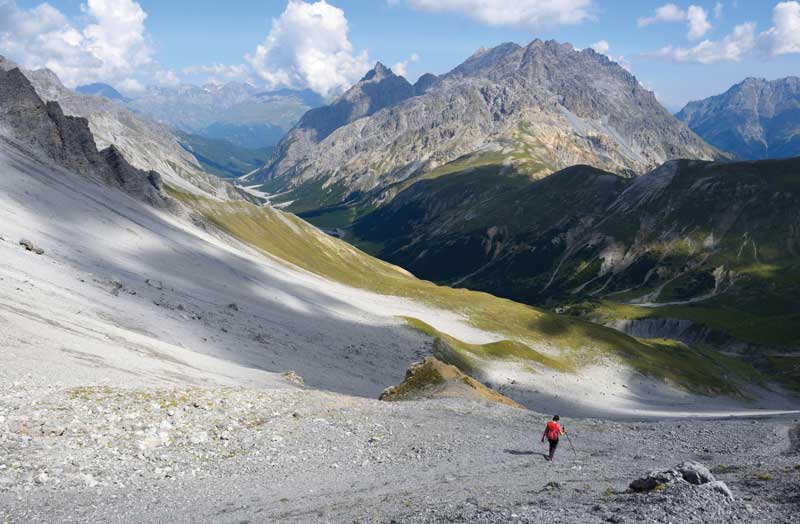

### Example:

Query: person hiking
xmin=541 ymin=415 xmax=566 ymax=461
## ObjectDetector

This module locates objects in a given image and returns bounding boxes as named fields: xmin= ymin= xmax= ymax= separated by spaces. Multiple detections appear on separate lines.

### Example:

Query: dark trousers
xmin=548 ymin=438 xmax=559 ymax=459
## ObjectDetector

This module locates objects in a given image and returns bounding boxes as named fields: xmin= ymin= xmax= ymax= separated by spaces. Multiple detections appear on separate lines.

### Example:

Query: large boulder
xmin=677 ymin=461 xmax=715 ymax=485
xmin=629 ymin=461 xmax=732 ymax=499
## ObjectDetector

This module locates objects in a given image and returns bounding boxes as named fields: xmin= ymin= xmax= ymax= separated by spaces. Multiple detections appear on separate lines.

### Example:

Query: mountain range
xmin=248 ymin=40 xmax=721 ymax=214
xmin=2 ymin=55 xmax=786 ymax=406
xmin=678 ymin=77 xmax=800 ymax=160
xmin=80 ymin=81 xmax=325 ymax=149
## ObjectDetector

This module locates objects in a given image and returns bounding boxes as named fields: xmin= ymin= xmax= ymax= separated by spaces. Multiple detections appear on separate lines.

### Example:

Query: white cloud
xmin=590 ymin=40 xmax=609 ymax=54
xmin=638 ymin=3 xmax=711 ymax=40
xmin=714 ymin=2 xmax=724 ymax=19
xmin=759 ymin=1 xmax=800 ymax=57
xmin=391 ymin=52 xmax=419 ymax=77
xmin=182 ymin=63 xmax=249 ymax=83
xmin=401 ymin=0 xmax=593 ymax=29
xmin=686 ymin=5 xmax=711 ymax=40
xmin=647 ymin=22 xmax=755 ymax=64
xmin=645 ymin=1 xmax=800 ymax=64
xmin=638 ymin=3 xmax=686 ymax=26
xmin=244 ymin=0 xmax=371 ymax=98
xmin=0 ymin=0 xmax=154 ymax=88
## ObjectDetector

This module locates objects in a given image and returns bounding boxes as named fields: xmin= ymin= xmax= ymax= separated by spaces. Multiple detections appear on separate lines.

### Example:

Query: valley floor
xmin=1 ymin=384 xmax=798 ymax=523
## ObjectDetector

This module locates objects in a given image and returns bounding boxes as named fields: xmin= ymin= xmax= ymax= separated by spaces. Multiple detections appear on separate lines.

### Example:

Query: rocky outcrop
xmin=630 ymin=462 xmax=732 ymax=499
xmin=0 ymin=55 xmax=245 ymax=201
xmin=379 ymin=357 xmax=522 ymax=408
xmin=677 ymin=77 xmax=800 ymax=160
xmin=253 ymin=40 xmax=720 ymax=208
xmin=0 ymin=67 xmax=168 ymax=206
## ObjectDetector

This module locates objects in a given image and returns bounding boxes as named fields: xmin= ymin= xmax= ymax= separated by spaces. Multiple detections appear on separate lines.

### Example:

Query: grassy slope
xmin=167 ymin=186 xmax=761 ymax=395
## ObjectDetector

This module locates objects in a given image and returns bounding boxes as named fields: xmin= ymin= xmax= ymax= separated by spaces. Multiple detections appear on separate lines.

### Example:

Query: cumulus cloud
xmin=391 ymin=52 xmax=419 ymax=77
xmin=759 ymin=1 xmax=800 ymax=57
xmin=400 ymin=0 xmax=593 ymax=29
xmin=645 ymin=1 xmax=800 ymax=64
xmin=638 ymin=3 xmax=711 ymax=40
xmin=590 ymin=40 xmax=609 ymax=54
xmin=244 ymin=0 xmax=371 ymax=97
xmin=647 ymin=22 xmax=755 ymax=64
xmin=0 ymin=0 xmax=154 ymax=88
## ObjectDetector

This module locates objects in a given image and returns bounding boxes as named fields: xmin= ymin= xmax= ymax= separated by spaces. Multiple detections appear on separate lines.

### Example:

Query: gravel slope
xmin=1 ymin=384 xmax=798 ymax=523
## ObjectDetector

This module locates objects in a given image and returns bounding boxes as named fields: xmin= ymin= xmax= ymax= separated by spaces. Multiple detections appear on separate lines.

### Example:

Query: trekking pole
xmin=565 ymin=431 xmax=577 ymax=458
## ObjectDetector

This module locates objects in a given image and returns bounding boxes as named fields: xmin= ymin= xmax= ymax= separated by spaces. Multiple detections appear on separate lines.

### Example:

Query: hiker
xmin=541 ymin=415 xmax=566 ymax=461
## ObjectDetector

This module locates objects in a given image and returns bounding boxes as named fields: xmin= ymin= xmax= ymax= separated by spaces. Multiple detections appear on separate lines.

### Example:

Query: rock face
xmin=677 ymin=77 xmax=800 ymax=160
xmin=0 ymin=67 xmax=168 ymax=206
xmin=0 ymin=55 xmax=242 ymax=200
xmin=379 ymin=357 xmax=522 ymax=408
xmin=252 ymin=40 xmax=720 ymax=211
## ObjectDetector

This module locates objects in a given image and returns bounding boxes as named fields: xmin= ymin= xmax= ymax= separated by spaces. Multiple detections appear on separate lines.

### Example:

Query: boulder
xmin=630 ymin=461 xmax=731 ymax=498
xmin=700 ymin=480 xmax=734 ymax=499
xmin=629 ymin=469 xmax=682 ymax=492
xmin=677 ymin=461 xmax=715 ymax=485
xmin=18 ymin=239 xmax=43 ymax=254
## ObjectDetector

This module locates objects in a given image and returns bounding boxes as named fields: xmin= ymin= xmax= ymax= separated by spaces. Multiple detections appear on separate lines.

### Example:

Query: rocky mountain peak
xmin=254 ymin=37 xmax=719 ymax=207
xmin=0 ymin=66 xmax=168 ymax=206
xmin=363 ymin=61 xmax=394 ymax=81
xmin=677 ymin=75 xmax=800 ymax=159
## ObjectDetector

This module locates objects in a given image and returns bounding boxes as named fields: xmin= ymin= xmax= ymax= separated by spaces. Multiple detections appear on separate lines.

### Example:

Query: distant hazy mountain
xmin=251 ymin=40 xmax=720 ymax=212
xmin=176 ymin=131 xmax=274 ymax=179
xmin=677 ymin=77 xmax=800 ymax=159
xmin=76 ymin=82 xmax=129 ymax=102
xmin=123 ymin=83 xmax=324 ymax=149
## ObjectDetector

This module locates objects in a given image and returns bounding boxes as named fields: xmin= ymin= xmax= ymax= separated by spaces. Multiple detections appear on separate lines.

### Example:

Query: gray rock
xmin=251 ymin=39 xmax=720 ymax=203
xmin=677 ymin=76 xmax=800 ymax=160
xmin=700 ymin=480 xmax=734 ymax=499
xmin=677 ymin=461 xmax=715 ymax=485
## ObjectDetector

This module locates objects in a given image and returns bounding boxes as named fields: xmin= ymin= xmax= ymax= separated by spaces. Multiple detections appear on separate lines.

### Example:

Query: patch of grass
xmin=401 ymin=316 xmax=573 ymax=373
xmin=169 ymin=186 xmax=763 ymax=395
xmin=757 ymin=473 xmax=773 ymax=481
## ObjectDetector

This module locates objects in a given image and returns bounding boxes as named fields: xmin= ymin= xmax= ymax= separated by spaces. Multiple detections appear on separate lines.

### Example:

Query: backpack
xmin=546 ymin=421 xmax=560 ymax=441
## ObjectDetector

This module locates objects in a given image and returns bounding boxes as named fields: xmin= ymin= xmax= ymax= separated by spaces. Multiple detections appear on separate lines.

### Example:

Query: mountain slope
xmin=1 ymin=59 xmax=792 ymax=413
xmin=253 ymin=40 xmax=720 ymax=213
xmin=677 ymin=77 xmax=800 ymax=160
xmin=352 ymin=157 xmax=800 ymax=357
xmin=0 ymin=55 xmax=239 ymax=200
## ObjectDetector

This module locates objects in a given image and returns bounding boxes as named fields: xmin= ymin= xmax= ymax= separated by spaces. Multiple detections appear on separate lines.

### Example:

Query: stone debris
xmin=18 ymin=238 xmax=44 ymax=255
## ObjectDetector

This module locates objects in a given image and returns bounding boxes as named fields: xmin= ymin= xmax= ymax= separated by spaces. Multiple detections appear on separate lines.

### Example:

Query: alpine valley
xmin=1 ymin=8 xmax=799 ymax=522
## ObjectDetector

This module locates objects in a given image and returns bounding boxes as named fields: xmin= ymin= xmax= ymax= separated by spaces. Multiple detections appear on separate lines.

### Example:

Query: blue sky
xmin=5 ymin=0 xmax=800 ymax=110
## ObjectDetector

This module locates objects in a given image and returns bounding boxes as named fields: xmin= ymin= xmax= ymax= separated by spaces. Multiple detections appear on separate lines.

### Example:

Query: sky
xmin=1 ymin=0 xmax=799 ymax=110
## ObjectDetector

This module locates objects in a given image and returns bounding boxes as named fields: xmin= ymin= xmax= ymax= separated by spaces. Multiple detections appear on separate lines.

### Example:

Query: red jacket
xmin=543 ymin=421 xmax=563 ymax=441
